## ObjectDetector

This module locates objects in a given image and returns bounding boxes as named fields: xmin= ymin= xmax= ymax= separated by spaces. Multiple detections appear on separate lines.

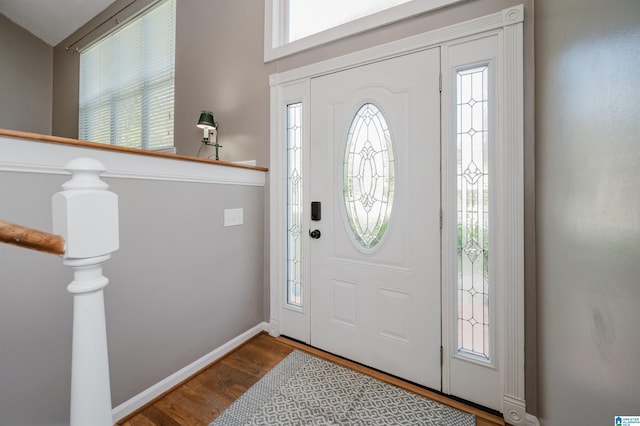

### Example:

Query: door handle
xmin=309 ymin=229 xmax=321 ymax=239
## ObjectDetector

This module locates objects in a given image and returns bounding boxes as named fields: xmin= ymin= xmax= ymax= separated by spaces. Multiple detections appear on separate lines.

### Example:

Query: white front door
xmin=308 ymin=48 xmax=442 ymax=389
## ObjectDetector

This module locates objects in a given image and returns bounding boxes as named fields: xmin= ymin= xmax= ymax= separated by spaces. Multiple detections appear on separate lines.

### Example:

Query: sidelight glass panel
xmin=287 ymin=103 xmax=303 ymax=307
xmin=456 ymin=65 xmax=490 ymax=360
xmin=343 ymin=103 xmax=395 ymax=250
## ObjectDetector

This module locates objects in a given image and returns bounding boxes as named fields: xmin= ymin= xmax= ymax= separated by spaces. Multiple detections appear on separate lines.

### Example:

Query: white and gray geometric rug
xmin=210 ymin=350 xmax=475 ymax=426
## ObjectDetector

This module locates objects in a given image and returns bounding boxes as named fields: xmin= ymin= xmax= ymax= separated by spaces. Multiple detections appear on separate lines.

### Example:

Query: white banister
xmin=52 ymin=158 xmax=119 ymax=426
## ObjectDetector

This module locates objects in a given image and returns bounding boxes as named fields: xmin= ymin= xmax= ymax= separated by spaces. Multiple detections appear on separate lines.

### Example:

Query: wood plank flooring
xmin=117 ymin=333 xmax=504 ymax=426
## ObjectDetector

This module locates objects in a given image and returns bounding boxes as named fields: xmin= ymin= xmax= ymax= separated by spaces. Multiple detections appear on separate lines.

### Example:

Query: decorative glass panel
xmin=287 ymin=103 xmax=303 ymax=306
xmin=343 ymin=103 xmax=395 ymax=250
xmin=456 ymin=65 xmax=490 ymax=359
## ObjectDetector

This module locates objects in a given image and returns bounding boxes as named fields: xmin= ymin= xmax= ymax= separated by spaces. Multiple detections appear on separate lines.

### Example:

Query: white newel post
xmin=52 ymin=158 xmax=119 ymax=426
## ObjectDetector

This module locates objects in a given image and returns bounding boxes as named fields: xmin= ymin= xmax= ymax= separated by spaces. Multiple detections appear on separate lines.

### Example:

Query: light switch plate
xmin=224 ymin=208 xmax=243 ymax=227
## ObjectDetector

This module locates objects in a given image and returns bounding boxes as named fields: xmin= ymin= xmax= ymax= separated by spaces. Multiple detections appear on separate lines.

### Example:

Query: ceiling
xmin=0 ymin=0 xmax=117 ymax=46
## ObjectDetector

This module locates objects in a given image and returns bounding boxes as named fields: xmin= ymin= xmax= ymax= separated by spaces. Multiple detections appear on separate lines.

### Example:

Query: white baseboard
xmin=111 ymin=321 xmax=270 ymax=422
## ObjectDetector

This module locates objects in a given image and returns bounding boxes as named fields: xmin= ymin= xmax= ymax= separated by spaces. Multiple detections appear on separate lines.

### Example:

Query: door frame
xmin=269 ymin=5 xmax=527 ymax=424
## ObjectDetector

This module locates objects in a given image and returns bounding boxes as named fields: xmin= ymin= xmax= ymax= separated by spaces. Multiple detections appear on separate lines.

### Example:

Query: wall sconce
xmin=197 ymin=111 xmax=222 ymax=160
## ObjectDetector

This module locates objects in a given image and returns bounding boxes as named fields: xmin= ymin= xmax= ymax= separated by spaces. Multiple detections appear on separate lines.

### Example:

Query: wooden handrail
xmin=0 ymin=220 xmax=65 ymax=256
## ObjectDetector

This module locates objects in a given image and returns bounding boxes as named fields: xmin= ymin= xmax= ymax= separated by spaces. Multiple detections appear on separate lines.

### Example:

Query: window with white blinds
xmin=79 ymin=0 xmax=175 ymax=151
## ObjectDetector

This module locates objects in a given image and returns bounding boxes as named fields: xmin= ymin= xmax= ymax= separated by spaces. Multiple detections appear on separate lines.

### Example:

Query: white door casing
xmin=309 ymin=48 xmax=441 ymax=389
xmin=269 ymin=5 xmax=526 ymax=424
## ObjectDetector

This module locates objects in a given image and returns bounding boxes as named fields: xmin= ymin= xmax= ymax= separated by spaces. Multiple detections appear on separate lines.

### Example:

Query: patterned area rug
xmin=210 ymin=350 xmax=475 ymax=426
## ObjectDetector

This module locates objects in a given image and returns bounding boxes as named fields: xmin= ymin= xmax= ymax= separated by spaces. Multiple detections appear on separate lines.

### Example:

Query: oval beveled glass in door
xmin=343 ymin=103 xmax=395 ymax=251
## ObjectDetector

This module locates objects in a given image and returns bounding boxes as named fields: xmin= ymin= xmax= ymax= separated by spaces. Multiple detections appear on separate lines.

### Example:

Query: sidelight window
xmin=286 ymin=103 xmax=303 ymax=306
xmin=456 ymin=65 xmax=490 ymax=360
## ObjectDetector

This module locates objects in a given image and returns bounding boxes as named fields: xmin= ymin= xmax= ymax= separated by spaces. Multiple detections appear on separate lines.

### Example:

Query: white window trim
xmin=264 ymin=0 xmax=466 ymax=62
xmin=269 ymin=5 xmax=529 ymax=425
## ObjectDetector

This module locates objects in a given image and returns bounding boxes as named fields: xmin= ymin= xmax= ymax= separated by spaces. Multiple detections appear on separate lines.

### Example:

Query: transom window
xmin=287 ymin=0 xmax=411 ymax=43
xmin=79 ymin=0 xmax=175 ymax=151
xmin=265 ymin=0 xmax=466 ymax=61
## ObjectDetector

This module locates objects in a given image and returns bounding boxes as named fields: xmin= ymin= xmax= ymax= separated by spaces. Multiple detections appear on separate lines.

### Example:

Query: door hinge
xmin=439 ymin=209 xmax=443 ymax=230
xmin=439 ymin=72 xmax=442 ymax=93
xmin=440 ymin=345 xmax=444 ymax=367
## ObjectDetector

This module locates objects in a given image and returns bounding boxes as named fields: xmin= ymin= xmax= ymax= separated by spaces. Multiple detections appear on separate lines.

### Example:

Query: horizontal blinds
xmin=79 ymin=0 xmax=175 ymax=151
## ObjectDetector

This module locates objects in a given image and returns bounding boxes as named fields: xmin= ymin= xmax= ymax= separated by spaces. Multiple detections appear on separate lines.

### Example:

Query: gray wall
xmin=0 ymin=167 xmax=264 ymax=425
xmin=535 ymin=0 xmax=640 ymax=424
xmin=0 ymin=13 xmax=53 ymax=134
xmin=174 ymin=0 xmax=273 ymax=164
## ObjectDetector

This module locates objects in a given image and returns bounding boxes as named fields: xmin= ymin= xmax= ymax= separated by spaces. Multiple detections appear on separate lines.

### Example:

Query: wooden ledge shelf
xmin=0 ymin=128 xmax=268 ymax=173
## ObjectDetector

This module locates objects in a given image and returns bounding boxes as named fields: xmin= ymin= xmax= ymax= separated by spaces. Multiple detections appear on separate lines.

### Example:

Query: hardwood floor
xmin=117 ymin=333 xmax=504 ymax=426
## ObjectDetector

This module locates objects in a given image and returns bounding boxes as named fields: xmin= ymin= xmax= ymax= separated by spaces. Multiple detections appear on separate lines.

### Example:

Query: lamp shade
xmin=197 ymin=111 xmax=216 ymax=130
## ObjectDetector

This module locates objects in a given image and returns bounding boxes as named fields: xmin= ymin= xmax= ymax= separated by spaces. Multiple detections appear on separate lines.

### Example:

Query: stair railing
xmin=0 ymin=158 xmax=118 ymax=426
